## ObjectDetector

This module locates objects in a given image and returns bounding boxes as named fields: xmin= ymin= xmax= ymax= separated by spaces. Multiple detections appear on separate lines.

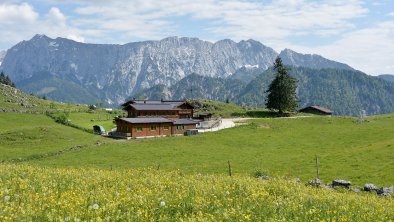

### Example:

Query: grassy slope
xmin=0 ymin=164 xmax=392 ymax=221
xmin=29 ymin=115 xmax=394 ymax=186
xmin=67 ymin=112 xmax=120 ymax=132
xmin=0 ymin=83 xmax=88 ymax=112
xmin=0 ymin=86 xmax=392 ymax=185
xmin=192 ymin=99 xmax=273 ymax=118
xmin=0 ymin=113 xmax=107 ymax=161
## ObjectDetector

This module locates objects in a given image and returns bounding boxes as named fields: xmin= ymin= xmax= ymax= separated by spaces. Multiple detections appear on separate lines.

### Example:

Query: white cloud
xmin=47 ymin=7 xmax=66 ymax=25
xmin=289 ymin=21 xmax=394 ymax=75
xmin=0 ymin=3 xmax=38 ymax=24
xmin=67 ymin=34 xmax=85 ymax=43
xmin=69 ymin=0 xmax=368 ymax=46
xmin=388 ymin=12 xmax=394 ymax=16
xmin=0 ymin=0 xmax=393 ymax=74
xmin=0 ymin=3 xmax=84 ymax=47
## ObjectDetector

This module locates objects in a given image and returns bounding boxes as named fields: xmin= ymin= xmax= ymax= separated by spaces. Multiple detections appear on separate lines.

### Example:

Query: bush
xmin=53 ymin=112 xmax=70 ymax=124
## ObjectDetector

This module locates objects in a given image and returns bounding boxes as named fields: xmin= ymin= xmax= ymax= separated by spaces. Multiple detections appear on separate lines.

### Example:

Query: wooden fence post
xmin=315 ymin=155 xmax=319 ymax=179
xmin=228 ymin=160 xmax=232 ymax=177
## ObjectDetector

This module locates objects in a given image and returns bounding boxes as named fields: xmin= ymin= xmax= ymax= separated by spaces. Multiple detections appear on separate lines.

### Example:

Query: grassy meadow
xmin=0 ymin=86 xmax=393 ymax=220
xmin=1 ymin=111 xmax=392 ymax=186
xmin=0 ymin=113 xmax=107 ymax=161
xmin=0 ymin=83 xmax=89 ymax=113
xmin=67 ymin=111 xmax=120 ymax=132
xmin=0 ymin=164 xmax=392 ymax=221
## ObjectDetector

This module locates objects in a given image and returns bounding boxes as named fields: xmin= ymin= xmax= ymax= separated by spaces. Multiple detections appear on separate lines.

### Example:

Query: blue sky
xmin=0 ymin=0 xmax=393 ymax=75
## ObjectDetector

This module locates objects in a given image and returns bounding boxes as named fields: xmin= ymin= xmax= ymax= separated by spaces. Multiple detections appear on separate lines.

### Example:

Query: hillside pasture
xmin=0 ymin=113 xmax=107 ymax=161
xmin=67 ymin=111 xmax=119 ymax=132
xmin=0 ymin=83 xmax=89 ymax=113
xmin=29 ymin=115 xmax=394 ymax=186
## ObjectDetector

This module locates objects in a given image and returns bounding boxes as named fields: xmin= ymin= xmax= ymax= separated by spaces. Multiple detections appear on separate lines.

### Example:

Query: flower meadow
xmin=0 ymin=164 xmax=392 ymax=221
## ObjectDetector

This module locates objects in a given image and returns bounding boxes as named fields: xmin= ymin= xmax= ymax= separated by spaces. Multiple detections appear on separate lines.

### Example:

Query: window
xmin=176 ymin=125 xmax=184 ymax=130
xmin=135 ymin=127 xmax=143 ymax=132
xmin=163 ymin=126 xmax=169 ymax=130
xmin=150 ymin=125 xmax=157 ymax=131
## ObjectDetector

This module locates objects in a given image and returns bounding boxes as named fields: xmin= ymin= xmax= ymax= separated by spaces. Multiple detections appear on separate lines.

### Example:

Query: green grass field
xmin=0 ymin=113 xmax=108 ymax=161
xmin=0 ymin=83 xmax=89 ymax=113
xmin=5 ymin=113 xmax=388 ymax=186
xmin=0 ymin=98 xmax=393 ymax=220
xmin=67 ymin=112 xmax=119 ymax=132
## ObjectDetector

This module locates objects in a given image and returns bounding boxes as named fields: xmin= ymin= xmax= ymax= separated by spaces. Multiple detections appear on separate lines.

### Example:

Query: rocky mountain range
xmin=1 ymin=35 xmax=279 ymax=105
xmin=0 ymin=50 xmax=6 ymax=66
xmin=1 ymin=34 xmax=394 ymax=115
xmin=378 ymin=74 xmax=394 ymax=83
xmin=279 ymin=49 xmax=354 ymax=71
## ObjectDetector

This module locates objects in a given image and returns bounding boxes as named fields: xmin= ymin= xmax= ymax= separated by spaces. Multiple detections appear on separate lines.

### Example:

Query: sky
xmin=0 ymin=0 xmax=393 ymax=75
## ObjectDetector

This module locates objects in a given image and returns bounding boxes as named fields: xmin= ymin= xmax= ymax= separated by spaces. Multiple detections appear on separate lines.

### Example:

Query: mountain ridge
xmin=378 ymin=74 xmax=394 ymax=83
xmin=136 ymin=67 xmax=394 ymax=116
xmin=1 ymin=35 xmax=279 ymax=104
xmin=279 ymin=48 xmax=354 ymax=71
xmin=2 ymin=34 xmax=389 ymax=116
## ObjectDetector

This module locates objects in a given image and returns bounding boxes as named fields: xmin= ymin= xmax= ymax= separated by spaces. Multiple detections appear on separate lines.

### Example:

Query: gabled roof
xmin=125 ymin=104 xmax=181 ymax=111
xmin=299 ymin=106 xmax=333 ymax=114
xmin=120 ymin=117 xmax=173 ymax=124
xmin=122 ymin=100 xmax=185 ymax=107
xmin=123 ymin=100 xmax=194 ymax=111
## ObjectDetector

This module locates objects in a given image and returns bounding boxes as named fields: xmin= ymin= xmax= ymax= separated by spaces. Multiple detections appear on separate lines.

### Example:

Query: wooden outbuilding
xmin=299 ymin=106 xmax=333 ymax=115
xmin=197 ymin=112 xmax=213 ymax=121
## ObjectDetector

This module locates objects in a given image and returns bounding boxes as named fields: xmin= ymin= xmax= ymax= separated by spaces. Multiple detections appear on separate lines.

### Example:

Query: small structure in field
xmin=299 ymin=106 xmax=333 ymax=115
xmin=93 ymin=125 xmax=106 ymax=135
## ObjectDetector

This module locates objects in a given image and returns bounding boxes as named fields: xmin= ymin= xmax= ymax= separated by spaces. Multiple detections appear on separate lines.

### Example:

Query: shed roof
xmin=120 ymin=117 xmax=173 ymax=124
xmin=300 ymin=106 xmax=333 ymax=114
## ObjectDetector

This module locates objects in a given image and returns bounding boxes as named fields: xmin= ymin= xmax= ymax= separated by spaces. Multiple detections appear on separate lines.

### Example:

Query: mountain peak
xmin=31 ymin=34 xmax=51 ymax=41
xmin=215 ymin=39 xmax=236 ymax=45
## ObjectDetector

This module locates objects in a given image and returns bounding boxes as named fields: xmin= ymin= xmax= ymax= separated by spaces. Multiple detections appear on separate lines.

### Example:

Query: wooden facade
xmin=116 ymin=100 xmax=197 ymax=138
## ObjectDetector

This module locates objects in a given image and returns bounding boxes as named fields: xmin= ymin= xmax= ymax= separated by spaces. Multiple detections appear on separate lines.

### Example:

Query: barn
xmin=299 ymin=106 xmax=333 ymax=115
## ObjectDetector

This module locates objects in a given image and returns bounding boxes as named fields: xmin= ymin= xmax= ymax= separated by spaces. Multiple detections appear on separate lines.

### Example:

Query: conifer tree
xmin=266 ymin=57 xmax=298 ymax=114
xmin=0 ymin=71 xmax=16 ymax=87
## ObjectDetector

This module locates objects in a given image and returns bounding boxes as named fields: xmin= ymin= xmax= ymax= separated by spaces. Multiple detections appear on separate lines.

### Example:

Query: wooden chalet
xmin=115 ymin=100 xmax=197 ymax=138
xmin=299 ymin=106 xmax=333 ymax=115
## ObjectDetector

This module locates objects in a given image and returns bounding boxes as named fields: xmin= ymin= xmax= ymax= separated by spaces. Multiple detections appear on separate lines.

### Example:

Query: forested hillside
xmin=136 ymin=67 xmax=394 ymax=116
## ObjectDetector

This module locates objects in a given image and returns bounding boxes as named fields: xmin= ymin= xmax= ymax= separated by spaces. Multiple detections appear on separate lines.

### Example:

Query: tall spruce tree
xmin=265 ymin=57 xmax=298 ymax=114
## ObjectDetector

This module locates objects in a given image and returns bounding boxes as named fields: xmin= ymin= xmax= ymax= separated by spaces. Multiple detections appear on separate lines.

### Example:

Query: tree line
xmin=0 ymin=71 xmax=16 ymax=87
